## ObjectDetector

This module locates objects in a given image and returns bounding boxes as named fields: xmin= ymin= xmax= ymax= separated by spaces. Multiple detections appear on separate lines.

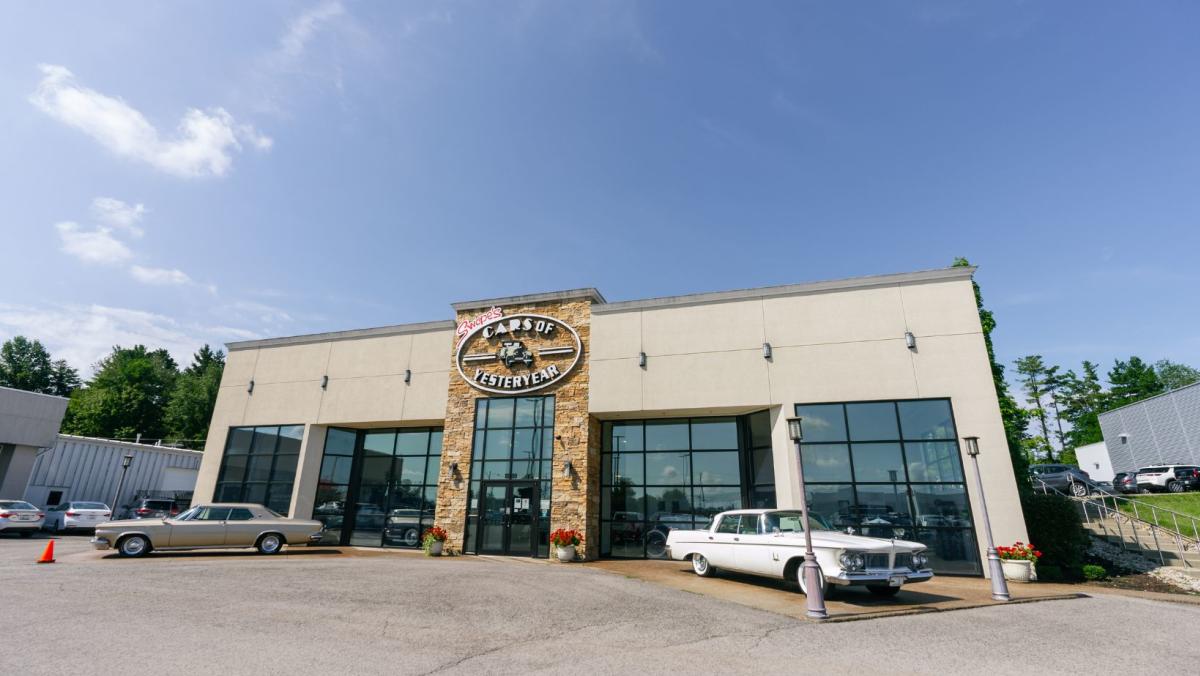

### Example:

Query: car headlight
xmin=912 ymin=552 xmax=929 ymax=569
xmin=839 ymin=551 xmax=865 ymax=571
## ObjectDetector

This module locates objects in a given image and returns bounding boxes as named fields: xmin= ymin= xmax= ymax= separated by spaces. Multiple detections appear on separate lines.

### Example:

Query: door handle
xmin=708 ymin=536 xmax=713 ymax=540
xmin=733 ymin=537 xmax=739 ymax=541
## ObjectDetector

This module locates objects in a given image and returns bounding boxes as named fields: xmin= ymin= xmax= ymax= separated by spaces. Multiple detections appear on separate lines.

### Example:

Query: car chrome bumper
xmin=307 ymin=532 xmax=325 ymax=544
xmin=831 ymin=570 xmax=934 ymax=586
xmin=90 ymin=537 xmax=112 ymax=550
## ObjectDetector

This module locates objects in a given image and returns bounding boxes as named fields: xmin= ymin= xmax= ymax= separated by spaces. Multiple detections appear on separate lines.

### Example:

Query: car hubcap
xmin=124 ymin=538 xmax=144 ymax=555
xmin=404 ymin=529 xmax=419 ymax=546
xmin=263 ymin=536 xmax=280 ymax=552
xmin=693 ymin=556 xmax=707 ymax=574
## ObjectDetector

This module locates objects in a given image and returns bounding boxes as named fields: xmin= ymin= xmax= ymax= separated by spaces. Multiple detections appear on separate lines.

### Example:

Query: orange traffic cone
xmin=37 ymin=539 xmax=55 ymax=564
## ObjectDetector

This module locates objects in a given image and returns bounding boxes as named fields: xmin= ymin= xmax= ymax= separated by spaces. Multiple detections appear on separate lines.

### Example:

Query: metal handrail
xmin=1031 ymin=476 xmax=1199 ymax=567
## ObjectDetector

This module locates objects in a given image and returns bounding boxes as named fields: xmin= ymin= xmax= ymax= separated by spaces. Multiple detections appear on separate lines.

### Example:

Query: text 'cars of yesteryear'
xmin=665 ymin=509 xmax=932 ymax=596
xmin=91 ymin=503 xmax=324 ymax=557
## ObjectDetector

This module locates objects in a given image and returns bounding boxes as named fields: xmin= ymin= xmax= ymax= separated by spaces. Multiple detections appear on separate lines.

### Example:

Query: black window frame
xmin=214 ymin=425 xmax=304 ymax=514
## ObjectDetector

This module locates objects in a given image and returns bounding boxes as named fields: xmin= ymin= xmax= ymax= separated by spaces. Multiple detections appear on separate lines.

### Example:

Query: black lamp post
xmin=111 ymin=454 xmax=134 ymax=519
xmin=963 ymin=436 xmax=1011 ymax=601
xmin=787 ymin=416 xmax=828 ymax=619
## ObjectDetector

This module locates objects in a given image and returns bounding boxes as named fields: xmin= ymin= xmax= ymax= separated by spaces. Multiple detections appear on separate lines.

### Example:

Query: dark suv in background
xmin=123 ymin=498 xmax=180 ymax=519
xmin=1111 ymin=472 xmax=1139 ymax=494
xmin=1028 ymin=464 xmax=1096 ymax=496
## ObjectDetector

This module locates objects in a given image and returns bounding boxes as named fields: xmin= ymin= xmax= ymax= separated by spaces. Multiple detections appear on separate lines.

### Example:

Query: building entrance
xmin=477 ymin=481 xmax=538 ymax=556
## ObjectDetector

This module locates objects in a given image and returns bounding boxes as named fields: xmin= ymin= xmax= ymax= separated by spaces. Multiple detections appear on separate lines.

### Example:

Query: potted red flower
xmin=549 ymin=528 xmax=581 ymax=562
xmin=996 ymin=541 xmax=1042 ymax=582
xmin=422 ymin=526 xmax=448 ymax=556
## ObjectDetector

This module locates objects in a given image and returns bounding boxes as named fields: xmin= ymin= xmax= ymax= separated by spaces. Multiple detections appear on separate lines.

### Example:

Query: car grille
xmin=864 ymin=553 xmax=914 ymax=570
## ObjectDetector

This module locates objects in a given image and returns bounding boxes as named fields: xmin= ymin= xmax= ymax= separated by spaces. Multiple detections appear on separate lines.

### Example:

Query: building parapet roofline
xmin=1097 ymin=379 xmax=1200 ymax=417
xmin=226 ymin=319 xmax=456 ymax=351
xmin=451 ymin=288 xmax=607 ymax=312
xmin=591 ymin=266 xmax=976 ymax=314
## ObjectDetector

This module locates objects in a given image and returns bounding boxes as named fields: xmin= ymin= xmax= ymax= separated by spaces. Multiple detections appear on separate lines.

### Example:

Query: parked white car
xmin=0 ymin=500 xmax=46 ymax=537
xmin=666 ymin=509 xmax=933 ymax=597
xmin=43 ymin=501 xmax=112 ymax=533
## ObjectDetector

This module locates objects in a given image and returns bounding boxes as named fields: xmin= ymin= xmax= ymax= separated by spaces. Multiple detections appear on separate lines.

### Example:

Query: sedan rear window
xmin=0 ymin=501 xmax=37 ymax=510
xmin=145 ymin=500 xmax=175 ymax=509
xmin=73 ymin=502 xmax=108 ymax=510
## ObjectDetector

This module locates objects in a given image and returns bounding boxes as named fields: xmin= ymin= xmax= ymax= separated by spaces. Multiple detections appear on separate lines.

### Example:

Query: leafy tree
xmin=1108 ymin=356 xmax=1163 ymax=408
xmin=164 ymin=345 xmax=225 ymax=445
xmin=48 ymin=359 xmax=82 ymax=397
xmin=1153 ymin=359 xmax=1200 ymax=391
xmin=1057 ymin=361 xmax=1105 ymax=448
xmin=1015 ymin=355 xmax=1056 ymax=462
xmin=0 ymin=336 xmax=53 ymax=393
xmin=62 ymin=345 xmax=179 ymax=440
xmin=952 ymin=258 xmax=1030 ymax=483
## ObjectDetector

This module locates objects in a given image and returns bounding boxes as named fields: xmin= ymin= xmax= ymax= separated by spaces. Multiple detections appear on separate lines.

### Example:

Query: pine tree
xmin=1015 ymin=355 xmax=1056 ymax=462
xmin=1108 ymin=356 xmax=1163 ymax=408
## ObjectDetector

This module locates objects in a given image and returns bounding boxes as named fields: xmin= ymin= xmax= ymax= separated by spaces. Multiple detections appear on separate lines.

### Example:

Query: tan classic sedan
xmin=91 ymin=503 xmax=325 ymax=557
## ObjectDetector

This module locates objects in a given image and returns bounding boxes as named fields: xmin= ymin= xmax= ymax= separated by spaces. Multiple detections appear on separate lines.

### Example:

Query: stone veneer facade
xmin=433 ymin=295 xmax=601 ymax=559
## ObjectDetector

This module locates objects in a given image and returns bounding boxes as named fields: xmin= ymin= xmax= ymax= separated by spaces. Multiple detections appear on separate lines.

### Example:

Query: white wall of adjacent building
xmin=1074 ymin=441 xmax=1115 ymax=482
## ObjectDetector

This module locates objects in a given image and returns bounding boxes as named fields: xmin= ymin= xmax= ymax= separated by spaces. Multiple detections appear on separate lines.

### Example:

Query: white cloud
xmin=55 ymin=221 xmax=132 ymax=264
xmin=29 ymin=64 xmax=271 ymax=178
xmin=129 ymin=265 xmax=192 ymax=286
xmin=0 ymin=302 xmax=261 ymax=376
xmin=222 ymin=300 xmax=295 ymax=324
xmin=91 ymin=197 xmax=146 ymax=237
xmin=279 ymin=1 xmax=346 ymax=59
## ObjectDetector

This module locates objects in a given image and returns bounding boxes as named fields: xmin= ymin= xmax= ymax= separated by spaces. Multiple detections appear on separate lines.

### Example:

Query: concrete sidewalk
xmin=586 ymin=558 xmax=1083 ymax=622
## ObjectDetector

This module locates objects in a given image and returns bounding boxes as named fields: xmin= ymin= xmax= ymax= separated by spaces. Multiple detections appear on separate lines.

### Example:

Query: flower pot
xmin=556 ymin=544 xmax=576 ymax=562
xmin=427 ymin=541 xmax=444 ymax=557
xmin=1001 ymin=559 xmax=1036 ymax=582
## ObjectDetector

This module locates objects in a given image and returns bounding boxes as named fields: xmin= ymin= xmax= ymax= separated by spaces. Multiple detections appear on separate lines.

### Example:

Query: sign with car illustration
xmin=455 ymin=312 xmax=582 ymax=395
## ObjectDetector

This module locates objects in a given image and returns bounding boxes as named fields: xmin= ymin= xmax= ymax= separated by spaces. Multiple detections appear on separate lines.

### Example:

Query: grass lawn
xmin=1110 ymin=493 xmax=1200 ymax=539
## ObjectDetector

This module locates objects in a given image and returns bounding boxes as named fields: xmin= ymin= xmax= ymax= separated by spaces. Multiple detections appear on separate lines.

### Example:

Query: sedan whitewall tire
xmin=691 ymin=553 xmax=716 ymax=577
xmin=257 ymin=533 xmax=284 ymax=555
xmin=118 ymin=535 xmax=150 ymax=558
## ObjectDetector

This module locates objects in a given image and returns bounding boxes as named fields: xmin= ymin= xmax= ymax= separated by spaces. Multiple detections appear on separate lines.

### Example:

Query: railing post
xmin=1114 ymin=508 xmax=1128 ymax=551
xmin=1149 ymin=520 xmax=1165 ymax=566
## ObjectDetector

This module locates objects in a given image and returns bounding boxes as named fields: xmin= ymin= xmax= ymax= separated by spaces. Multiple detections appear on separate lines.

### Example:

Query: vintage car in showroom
xmin=665 ymin=508 xmax=933 ymax=597
xmin=91 ymin=503 xmax=325 ymax=558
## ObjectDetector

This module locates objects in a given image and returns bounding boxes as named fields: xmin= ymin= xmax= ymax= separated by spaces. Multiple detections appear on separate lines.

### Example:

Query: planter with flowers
xmin=422 ymin=526 xmax=448 ymax=556
xmin=550 ymin=528 xmax=581 ymax=562
xmin=997 ymin=542 xmax=1042 ymax=582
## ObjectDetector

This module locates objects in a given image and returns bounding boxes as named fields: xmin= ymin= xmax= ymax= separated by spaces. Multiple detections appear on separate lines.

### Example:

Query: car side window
xmin=196 ymin=507 xmax=233 ymax=521
xmin=227 ymin=508 xmax=254 ymax=521
xmin=737 ymin=516 xmax=759 ymax=535
xmin=716 ymin=516 xmax=740 ymax=534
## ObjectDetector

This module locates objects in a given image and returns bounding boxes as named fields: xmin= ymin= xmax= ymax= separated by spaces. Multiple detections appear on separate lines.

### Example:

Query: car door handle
xmin=708 ymin=536 xmax=713 ymax=540
xmin=733 ymin=537 xmax=739 ymax=541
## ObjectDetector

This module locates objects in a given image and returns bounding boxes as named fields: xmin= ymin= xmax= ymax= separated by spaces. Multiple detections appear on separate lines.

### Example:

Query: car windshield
xmin=172 ymin=507 xmax=202 ymax=521
xmin=0 ymin=501 xmax=37 ymax=510
xmin=73 ymin=502 xmax=108 ymax=510
xmin=763 ymin=510 xmax=832 ymax=533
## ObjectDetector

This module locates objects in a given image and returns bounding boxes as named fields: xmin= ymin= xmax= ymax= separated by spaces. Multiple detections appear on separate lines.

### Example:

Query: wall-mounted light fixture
xmin=320 ymin=375 xmax=328 ymax=390
xmin=404 ymin=369 xmax=412 ymax=384
xmin=638 ymin=352 xmax=647 ymax=368
xmin=562 ymin=460 xmax=574 ymax=478
xmin=904 ymin=331 xmax=916 ymax=350
xmin=247 ymin=379 xmax=255 ymax=394
xmin=449 ymin=462 xmax=459 ymax=476
xmin=762 ymin=342 xmax=772 ymax=360
xmin=1119 ymin=433 xmax=1128 ymax=445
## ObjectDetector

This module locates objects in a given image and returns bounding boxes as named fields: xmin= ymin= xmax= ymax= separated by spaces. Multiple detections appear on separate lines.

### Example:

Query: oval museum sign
xmin=455 ymin=310 xmax=582 ymax=395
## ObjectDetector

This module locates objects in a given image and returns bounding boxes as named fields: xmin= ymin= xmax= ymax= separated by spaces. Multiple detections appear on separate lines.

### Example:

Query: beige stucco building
xmin=194 ymin=266 xmax=1027 ymax=575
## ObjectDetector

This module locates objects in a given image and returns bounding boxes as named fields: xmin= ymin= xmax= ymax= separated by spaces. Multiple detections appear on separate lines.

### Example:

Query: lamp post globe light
xmin=786 ymin=416 xmax=828 ymax=619
xmin=963 ymin=436 xmax=1011 ymax=602
xmin=111 ymin=454 xmax=135 ymax=520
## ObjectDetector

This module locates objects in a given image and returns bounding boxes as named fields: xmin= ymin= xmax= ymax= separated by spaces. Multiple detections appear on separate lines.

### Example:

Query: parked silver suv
xmin=1134 ymin=466 xmax=1200 ymax=493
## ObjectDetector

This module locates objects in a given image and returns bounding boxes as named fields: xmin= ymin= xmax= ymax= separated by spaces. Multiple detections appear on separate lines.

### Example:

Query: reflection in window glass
xmin=607 ymin=422 xmax=644 ymax=452
xmin=851 ymin=443 xmax=905 ymax=482
xmin=795 ymin=405 xmax=847 ymax=442
xmin=795 ymin=399 xmax=978 ymax=575
xmin=690 ymin=418 xmax=738 ymax=449
xmin=217 ymin=425 xmax=302 ymax=514
xmin=645 ymin=420 xmax=689 ymax=451
xmin=692 ymin=452 xmax=740 ymax=485
xmin=801 ymin=444 xmax=852 ymax=482
xmin=846 ymin=403 xmax=899 ymax=441
xmin=645 ymin=452 xmax=690 ymax=485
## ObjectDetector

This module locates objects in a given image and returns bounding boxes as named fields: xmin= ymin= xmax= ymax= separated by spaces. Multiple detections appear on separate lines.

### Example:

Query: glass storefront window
xmin=310 ymin=425 xmax=443 ymax=548
xmin=600 ymin=411 xmax=773 ymax=559
xmin=796 ymin=399 xmax=980 ymax=575
xmin=215 ymin=425 xmax=303 ymax=514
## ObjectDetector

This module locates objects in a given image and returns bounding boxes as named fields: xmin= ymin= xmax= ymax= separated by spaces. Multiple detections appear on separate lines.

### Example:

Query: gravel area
xmin=1087 ymin=539 xmax=1200 ymax=594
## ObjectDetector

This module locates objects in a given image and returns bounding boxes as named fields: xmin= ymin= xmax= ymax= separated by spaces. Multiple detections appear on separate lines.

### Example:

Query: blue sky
xmin=1 ymin=1 xmax=1196 ymax=380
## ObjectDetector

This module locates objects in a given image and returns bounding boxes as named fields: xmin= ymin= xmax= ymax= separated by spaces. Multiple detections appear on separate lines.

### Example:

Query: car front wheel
xmin=796 ymin=565 xmax=829 ymax=597
xmin=1070 ymin=482 xmax=1089 ymax=497
xmin=691 ymin=553 xmax=716 ymax=577
xmin=257 ymin=533 xmax=284 ymax=555
xmin=118 ymin=535 xmax=150 ymax=557
xmin=1167 ymin=481 xmax=1184 ymax=493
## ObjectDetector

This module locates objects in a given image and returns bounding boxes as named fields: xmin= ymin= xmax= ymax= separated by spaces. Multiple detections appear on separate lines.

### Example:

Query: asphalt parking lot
xmin=3 ymin=534 xmax=1197 ymax=675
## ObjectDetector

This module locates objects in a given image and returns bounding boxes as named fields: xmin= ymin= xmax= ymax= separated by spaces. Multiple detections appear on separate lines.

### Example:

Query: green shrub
xmin=1020 ymin=493 xmax=1088 ymax=578
xmin=1082 ymin=564 xmax=1107 ymax=581
xmin=1038 ymin=564 xmax=1064 ymax=581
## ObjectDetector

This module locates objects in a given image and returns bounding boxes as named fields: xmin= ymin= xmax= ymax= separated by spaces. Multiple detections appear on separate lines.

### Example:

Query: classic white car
xmin=665 ymin=508 xmax=933 ymax=597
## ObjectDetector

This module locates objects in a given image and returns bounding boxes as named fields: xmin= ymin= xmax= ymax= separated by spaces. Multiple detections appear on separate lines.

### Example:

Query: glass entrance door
xmin=478 ymin=481 xmax=538 ymax=556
